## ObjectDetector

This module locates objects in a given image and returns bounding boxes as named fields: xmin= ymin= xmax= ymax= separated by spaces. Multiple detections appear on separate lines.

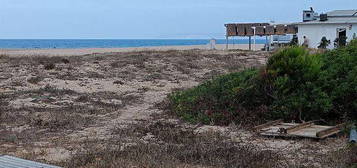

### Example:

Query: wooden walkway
xmin=254 ymin=120 xmax=344 ymax=139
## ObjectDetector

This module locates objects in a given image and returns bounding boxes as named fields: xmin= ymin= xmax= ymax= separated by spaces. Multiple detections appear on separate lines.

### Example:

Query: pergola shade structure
xmin=224 ymin=23 xmax=298 ymax=50
xmin=225 ymin=23 xmax=298 ymax=37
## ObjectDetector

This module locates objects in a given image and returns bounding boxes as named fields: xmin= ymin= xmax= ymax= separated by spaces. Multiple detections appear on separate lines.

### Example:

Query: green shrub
xmin=265 ymin=47 xmax=331 ymax=121
xmin=318 ymin=40 xmax=357 ymax=120
xmin=169 ymin=69 xmax=270 ymax=125
xmin=169 ymin=40 xmax=357 ymax=125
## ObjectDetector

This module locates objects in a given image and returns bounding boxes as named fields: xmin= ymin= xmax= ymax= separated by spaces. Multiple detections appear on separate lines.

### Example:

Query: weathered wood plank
xmin=286 ymin=25 xmax=297 ymax=34
xmin=254 ymin=119 xmax=283 ymax=131
xmin=265 ymin=26 xmax=275 ymax=35
xmin=289 ymin=125 xmax=330 ymax=138
xmin=225 ymin=24 xmax=237 ymax=36
xmin=258 ymin=121 xmax=342 ymax=139
xmin=245 ymin=25 xmax=254 ymax=36
xmin=255 ymin=26 xmax=265 ymax=36
xmin=316 ymin=123 xmax=345 ymax=138
xmin=237 ymin=24 xmax=246 ymax=36
xmin=275 ymin=25 xmax=286 ymax=35
xmin=284 ymin=121 xmax=315 ymax=134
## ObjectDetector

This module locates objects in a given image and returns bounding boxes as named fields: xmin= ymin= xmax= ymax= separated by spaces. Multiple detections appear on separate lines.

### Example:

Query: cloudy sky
xmin=0 ymin=0 xmax=355 ymax=39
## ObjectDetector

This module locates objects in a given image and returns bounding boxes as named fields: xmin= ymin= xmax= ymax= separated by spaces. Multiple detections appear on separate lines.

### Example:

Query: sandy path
xmin=0 ymin=44 xmax=264 ymax=57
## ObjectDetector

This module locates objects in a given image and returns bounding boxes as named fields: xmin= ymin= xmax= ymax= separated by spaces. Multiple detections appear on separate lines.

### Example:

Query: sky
xmin=0 ymin=0 xmax=355 ymax=39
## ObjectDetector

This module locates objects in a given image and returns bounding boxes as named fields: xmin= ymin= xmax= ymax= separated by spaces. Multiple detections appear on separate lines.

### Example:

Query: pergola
xmin=224 ymin=23 xmax=298 ymax=50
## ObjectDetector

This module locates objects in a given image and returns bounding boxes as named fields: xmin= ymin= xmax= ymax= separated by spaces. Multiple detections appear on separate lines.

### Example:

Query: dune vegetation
xmin=169 ymin=40 xmax=357 ymax=126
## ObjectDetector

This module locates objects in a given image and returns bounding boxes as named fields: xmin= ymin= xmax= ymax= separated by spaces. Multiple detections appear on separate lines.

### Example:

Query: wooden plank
xmin=265 ymin=26 xmax=275 ymax=35
xmin=283 ymin=121 xmax=315 ymax=134
xmin=289 ymin=125 xmax=331 ymax=138
xmin=237 ymin=24 xmax=246 ymax=36
xmin=258 ymin=121 xmax=344 ymax=140
xmin=255 ymin=26 xmax=265 ymax=36
xmin=226 ymin=24 xmax=237 ymax=36
xmin=275 ymin=25 xmax=286 ymax=35
xmin=245 ymin=25 xmax=254 ymax=36
xmin=286 ymin=25 xmax=297 ymax=34
xmin=316 ymin=123 xmax=345 ymax=138
xmin=254 ymin=119 xmax=283 ymax=131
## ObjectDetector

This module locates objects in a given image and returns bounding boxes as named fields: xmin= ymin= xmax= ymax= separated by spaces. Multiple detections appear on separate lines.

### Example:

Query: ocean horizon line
xmin=0 ymin=39 xmax=267 ymax=49
xmin=0 ymin=38 xmax=268 ymax=40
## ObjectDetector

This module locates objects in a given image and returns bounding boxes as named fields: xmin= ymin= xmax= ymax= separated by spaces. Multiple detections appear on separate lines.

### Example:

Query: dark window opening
xmin=339 ymin=29 xmax=347 ymax=38
xmin=336 ymin=28 xmax=347 ymax=47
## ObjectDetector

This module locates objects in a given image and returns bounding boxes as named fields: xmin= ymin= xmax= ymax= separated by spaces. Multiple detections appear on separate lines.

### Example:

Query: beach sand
xmin=0 ymin=44 xmax=264 ymax=57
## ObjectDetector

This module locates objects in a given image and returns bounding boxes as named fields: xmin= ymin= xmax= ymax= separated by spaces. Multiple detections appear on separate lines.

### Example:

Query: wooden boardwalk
xmin=255 ymin=120 xmax=344 ymax=139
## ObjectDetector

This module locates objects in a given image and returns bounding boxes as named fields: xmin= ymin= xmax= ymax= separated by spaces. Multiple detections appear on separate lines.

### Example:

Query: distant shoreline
xmin=0 ymin=39 xmax=267 ymax=50
xmin=0 ymin=44 xmax=265 ymax=57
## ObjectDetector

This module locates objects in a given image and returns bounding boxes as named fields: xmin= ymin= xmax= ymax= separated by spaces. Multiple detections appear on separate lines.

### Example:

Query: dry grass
xmin=0 ymin=84 xmax=140 ymax=133
xmin=65 ymin=121 xmax=283 ymax=168
xmin=321 ymin=145 xmax=357 ymax=168
xmin=1 ymin=50 xmax=351 ymax=168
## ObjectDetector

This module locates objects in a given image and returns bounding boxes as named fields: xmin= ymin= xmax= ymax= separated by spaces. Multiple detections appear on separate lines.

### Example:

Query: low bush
xmin=319 ymin=40 xmax=357 ymax=120
xmin=266 ymin=47 xmax=329 ymax=121
xmin=169 ymin=69 xmax=266 ymax=125
xmin=169 ymin=40 xmax=357 ymax=125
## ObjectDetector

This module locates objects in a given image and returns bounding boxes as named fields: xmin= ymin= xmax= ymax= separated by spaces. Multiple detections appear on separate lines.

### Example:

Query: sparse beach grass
xmin=0 ymin=49 xmax=352 ymax=168
xmin=65 ymin=120 xmax=283 ymax=168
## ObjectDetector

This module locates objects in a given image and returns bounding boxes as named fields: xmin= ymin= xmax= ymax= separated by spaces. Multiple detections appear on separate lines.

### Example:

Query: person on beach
xmin=302 ymin=36 xmax=309 ymax=48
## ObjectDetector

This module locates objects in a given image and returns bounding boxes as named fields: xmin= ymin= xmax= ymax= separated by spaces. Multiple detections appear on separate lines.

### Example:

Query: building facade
xmin=296 ymin=10 xmax=357 ymax=49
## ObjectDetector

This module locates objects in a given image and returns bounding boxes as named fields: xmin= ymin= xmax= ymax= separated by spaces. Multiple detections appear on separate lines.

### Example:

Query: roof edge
xmin=295 ymin=21 xmax=357 ymax=25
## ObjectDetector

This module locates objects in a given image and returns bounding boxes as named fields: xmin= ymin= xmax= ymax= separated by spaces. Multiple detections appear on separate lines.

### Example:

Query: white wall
xmin=297 ymin=23 xmax=357 ymax=49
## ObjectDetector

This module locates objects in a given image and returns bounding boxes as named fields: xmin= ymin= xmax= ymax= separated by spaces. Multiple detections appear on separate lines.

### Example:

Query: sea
xmin=0 ymin=39 xmax=267 ymax=49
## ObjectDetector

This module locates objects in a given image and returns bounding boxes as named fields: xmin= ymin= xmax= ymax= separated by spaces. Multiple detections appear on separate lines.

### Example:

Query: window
xmin=337 ymin=28 xmax=347 ymax=38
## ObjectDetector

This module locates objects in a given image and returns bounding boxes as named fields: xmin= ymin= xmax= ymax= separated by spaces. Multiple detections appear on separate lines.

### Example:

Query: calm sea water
xmin=0 ymin=39 xmax=267 ymax=49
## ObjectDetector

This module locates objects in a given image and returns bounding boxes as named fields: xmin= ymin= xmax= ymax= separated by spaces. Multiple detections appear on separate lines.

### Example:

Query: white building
xmin=296 ymin=9 xmax=357 ymax=49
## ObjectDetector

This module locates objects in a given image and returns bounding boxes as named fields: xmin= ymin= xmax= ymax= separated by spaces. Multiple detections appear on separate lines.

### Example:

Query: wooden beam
xmin=283 ymin=121 xmax=315 ymax=134
xmin=316 ymin=123 xmax=345 ymax=139
xmin=254 ymin=119 xmax=283 ymax=131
